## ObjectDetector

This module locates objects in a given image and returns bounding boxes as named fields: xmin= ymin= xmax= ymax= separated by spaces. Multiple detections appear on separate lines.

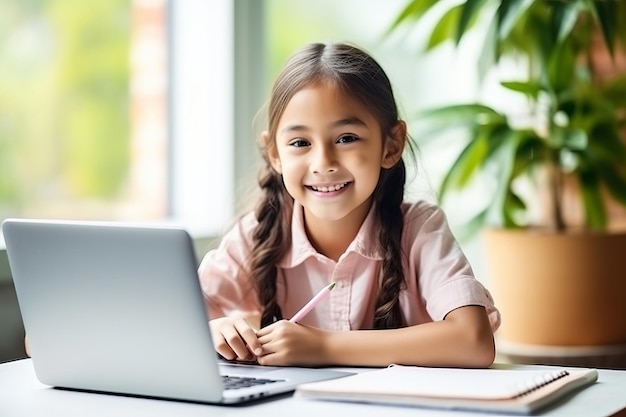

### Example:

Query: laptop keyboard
xmin=221 ymin=375 xmax=285 ymax=390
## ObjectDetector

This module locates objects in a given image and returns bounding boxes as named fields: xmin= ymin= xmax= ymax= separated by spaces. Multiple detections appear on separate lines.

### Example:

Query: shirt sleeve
xmin=404 ymin=203 xmax=501 ymax=331
xmin=197 ymin=213 xmax=262 ymax=320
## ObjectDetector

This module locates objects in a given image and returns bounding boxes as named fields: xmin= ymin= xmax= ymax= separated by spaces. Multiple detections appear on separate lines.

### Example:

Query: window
xmin=0 ymin=0 xmax=236 ymax=248
xmin=0 ymin=1 xmax=167 ymax=225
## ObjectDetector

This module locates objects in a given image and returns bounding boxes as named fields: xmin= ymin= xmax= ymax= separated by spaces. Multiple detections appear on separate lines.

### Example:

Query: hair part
xmin=251 ymin=42 xmax=412 ymax=329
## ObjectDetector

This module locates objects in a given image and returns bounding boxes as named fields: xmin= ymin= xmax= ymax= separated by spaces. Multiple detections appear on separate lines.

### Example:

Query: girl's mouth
xmin=306 ymin=182 xmax=351 ymax=193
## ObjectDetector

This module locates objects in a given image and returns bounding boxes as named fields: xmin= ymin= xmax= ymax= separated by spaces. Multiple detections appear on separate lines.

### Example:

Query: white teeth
xmin=311 ymin=182 xmax=348 ymax=192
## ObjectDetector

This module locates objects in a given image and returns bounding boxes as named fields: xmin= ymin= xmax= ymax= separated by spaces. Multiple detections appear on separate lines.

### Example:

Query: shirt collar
xmin=278 ymin=202 xmax=383 ymax=268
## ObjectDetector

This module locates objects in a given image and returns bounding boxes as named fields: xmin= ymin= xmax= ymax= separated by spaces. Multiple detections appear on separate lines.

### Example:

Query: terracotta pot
xmin=484 ymin=228 xmax=626 ymax=346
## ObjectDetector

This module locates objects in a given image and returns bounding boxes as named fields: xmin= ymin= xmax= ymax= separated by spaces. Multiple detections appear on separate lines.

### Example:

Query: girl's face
xmin=267 ymin=82 xmax=403 ymax=227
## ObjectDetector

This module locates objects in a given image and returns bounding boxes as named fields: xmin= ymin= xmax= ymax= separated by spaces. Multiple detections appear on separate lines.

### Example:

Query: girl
xmin=199 ymin=42 xmax=500 ymax=368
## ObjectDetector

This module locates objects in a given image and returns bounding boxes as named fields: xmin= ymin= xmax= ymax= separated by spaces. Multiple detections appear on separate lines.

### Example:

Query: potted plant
xmin=389 ymin=0 xmax=626 ymax=362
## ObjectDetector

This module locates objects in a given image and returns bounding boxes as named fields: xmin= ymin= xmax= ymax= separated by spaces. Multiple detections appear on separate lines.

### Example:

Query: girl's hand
xmin=255 ymin=320 xmax=330 ymax=366
xmin=209 ymin=316 xmax=262 ymax=361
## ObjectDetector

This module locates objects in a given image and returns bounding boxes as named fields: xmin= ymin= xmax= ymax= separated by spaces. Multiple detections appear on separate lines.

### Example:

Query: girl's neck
xmin=302 ymin=200 xmax=372 ymax=262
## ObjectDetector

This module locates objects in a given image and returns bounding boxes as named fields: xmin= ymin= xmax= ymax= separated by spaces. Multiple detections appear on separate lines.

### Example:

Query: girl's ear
xmin=262 ymin=131 xmax=282 ymax=173
xmin=381 ymin=120 xmax=407 ymax=169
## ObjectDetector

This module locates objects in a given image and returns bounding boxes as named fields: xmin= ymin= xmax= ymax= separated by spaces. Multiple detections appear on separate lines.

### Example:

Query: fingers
xmin=256 ymin=321 xmax=328 ymax=367
xmin=255 ymin=321 xmax=293 ymax=363
xmin=255 ymin=319 xmax=282 ymax=338
xmin=234 ymin=318 xmax=263 ymax=357
xmin=210 ymin=317 xmax=261 ymax=360
xmin=255 ymin=328 xmax=283 ymax=366
xmin=212 ymin=319 xmax=318 ymax=366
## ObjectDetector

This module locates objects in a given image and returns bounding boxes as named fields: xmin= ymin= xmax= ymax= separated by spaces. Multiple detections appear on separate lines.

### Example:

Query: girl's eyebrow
xmin=331 ymin=117 xmax=367 ymax=129
xmin=280 ymin=117 xmax=368 ymax=135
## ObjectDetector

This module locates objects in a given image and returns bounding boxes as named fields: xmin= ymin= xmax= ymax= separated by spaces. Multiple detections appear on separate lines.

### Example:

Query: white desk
xmin=2 ymin=359 xmax=626 ymax=417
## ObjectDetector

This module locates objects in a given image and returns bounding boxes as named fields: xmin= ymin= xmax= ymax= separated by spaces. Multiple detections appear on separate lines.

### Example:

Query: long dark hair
xmin=251 ymin=43 xmax=409 ymax=329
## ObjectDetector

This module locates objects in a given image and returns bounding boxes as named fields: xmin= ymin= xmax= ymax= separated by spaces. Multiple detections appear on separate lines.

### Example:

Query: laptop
xmin=2 ymin=218 xmax=350 ymax=404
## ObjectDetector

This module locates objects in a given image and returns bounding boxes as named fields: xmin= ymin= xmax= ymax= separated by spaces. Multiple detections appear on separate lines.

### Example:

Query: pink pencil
xmin=289 ymin=282 xmax=336 ymax=323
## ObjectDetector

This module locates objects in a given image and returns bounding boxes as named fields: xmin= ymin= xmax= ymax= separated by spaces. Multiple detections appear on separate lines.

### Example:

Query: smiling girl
xmin=199 ymin=42 xmax=500 ymax=368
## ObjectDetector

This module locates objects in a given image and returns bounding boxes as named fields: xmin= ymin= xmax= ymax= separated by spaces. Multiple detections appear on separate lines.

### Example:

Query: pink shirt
xmin=198 ymin=201 xmax=500 ymax=331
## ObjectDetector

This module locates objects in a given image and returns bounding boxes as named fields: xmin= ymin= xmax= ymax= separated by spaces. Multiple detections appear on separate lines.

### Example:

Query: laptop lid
xmin=2 ymin=218 xmax=349 ymax=404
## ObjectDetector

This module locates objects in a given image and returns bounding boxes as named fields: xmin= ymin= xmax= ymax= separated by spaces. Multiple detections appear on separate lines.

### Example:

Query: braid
xmin=249 ymin=164 xmax=293 ymax=328
xmin=372 ymin=162 xmax=407 ymax=329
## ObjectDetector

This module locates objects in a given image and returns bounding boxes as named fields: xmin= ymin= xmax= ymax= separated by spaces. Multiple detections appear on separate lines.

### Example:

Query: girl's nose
xmin=311 ymin=145 xmax=338 ymax=174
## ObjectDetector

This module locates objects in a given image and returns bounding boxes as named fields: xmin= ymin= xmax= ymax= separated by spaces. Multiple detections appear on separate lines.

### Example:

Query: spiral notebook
xmin=295 ymin=365 xmax=598 ymax=414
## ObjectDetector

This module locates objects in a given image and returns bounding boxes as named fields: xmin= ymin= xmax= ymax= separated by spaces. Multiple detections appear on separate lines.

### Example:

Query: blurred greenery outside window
xmin=0 ymin=0 xmax=167 ymax=228
xmin=0 ymin=0 xmax=235 ymax=245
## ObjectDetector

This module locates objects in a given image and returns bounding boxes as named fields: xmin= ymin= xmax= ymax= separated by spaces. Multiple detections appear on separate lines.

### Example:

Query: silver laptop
xmin=2 ymin=218 xmax=350 ymax=404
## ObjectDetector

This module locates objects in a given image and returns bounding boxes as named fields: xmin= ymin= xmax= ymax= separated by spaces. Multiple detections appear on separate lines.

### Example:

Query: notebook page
xmin=305 ymin=365 xmax=574 ymax=400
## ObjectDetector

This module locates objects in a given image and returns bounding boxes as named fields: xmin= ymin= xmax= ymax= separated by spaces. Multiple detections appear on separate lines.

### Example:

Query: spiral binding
xmin=514 ymin=370 xmax=570 ymax=398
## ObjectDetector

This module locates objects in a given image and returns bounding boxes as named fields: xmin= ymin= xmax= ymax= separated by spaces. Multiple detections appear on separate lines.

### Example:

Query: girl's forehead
xmin=290 ymin=81 xmax=355 ymax=102
xmin=281 ymin=82 xmax=374 ymax=120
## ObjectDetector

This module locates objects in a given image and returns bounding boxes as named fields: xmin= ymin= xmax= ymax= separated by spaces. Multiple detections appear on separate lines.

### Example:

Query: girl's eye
xmin=337 ymin=134 xmax=359 ymax=144
xmin=289 ymin=139 xmax=310 ymax=148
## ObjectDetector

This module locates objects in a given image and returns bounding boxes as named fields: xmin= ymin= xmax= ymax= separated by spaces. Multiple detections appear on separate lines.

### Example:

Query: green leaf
xmin=514 ymin=10 xmax=554 ymax=78
xmin=484 ymin=121 xmax=515 ymax=158
xmin=497 ymin=0 xmax=535 ymax=40
xmin=439 ymin=133 xmax=489 ymax=199
xmin=477 ymin=10 xmax=498 ymax=79
xmin=586 ymin=121 xmax=626 ymax=162
xmin=502 ymin=192 xmax=524 ymax=228
xmin=547 ymin=41 xmax=576 ymax=94
xmin=579 ymin=170 xmax=607 ymax=230
xmin=418 ymin=103 xmax=503 ymax=124
xmin=505 ymin=189 xmax=526 ymax=213
xmin=439 ymin=119 xmax=514 ymax=204
xmin=456 ymin=0 xmax=489 ymax=44
xmin=589 ymin=0 xmax=617 ymax=56
xmin=427 ymin=5 xmax=462 ymax=49
xmin=553 ymin=0 xmax=584 ymax=43
xmin=385 ymin=0 xmax=440 ymax=37
xmin=512 ymin=131 xmax=547 ymax=177
xmin=485 ymin=127 xmax=519 ymax=227
xmin=412 ymin=104 xmax=505 ymax=146
xmin=500 ymin=80 xmax=543 ymax=100
xmin=599 ymin=166 xmax=626 ymax=208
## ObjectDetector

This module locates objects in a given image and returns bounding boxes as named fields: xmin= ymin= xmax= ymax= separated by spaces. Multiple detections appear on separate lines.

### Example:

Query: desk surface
xmin=2 ymin=359 xmax=626 ymax=417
